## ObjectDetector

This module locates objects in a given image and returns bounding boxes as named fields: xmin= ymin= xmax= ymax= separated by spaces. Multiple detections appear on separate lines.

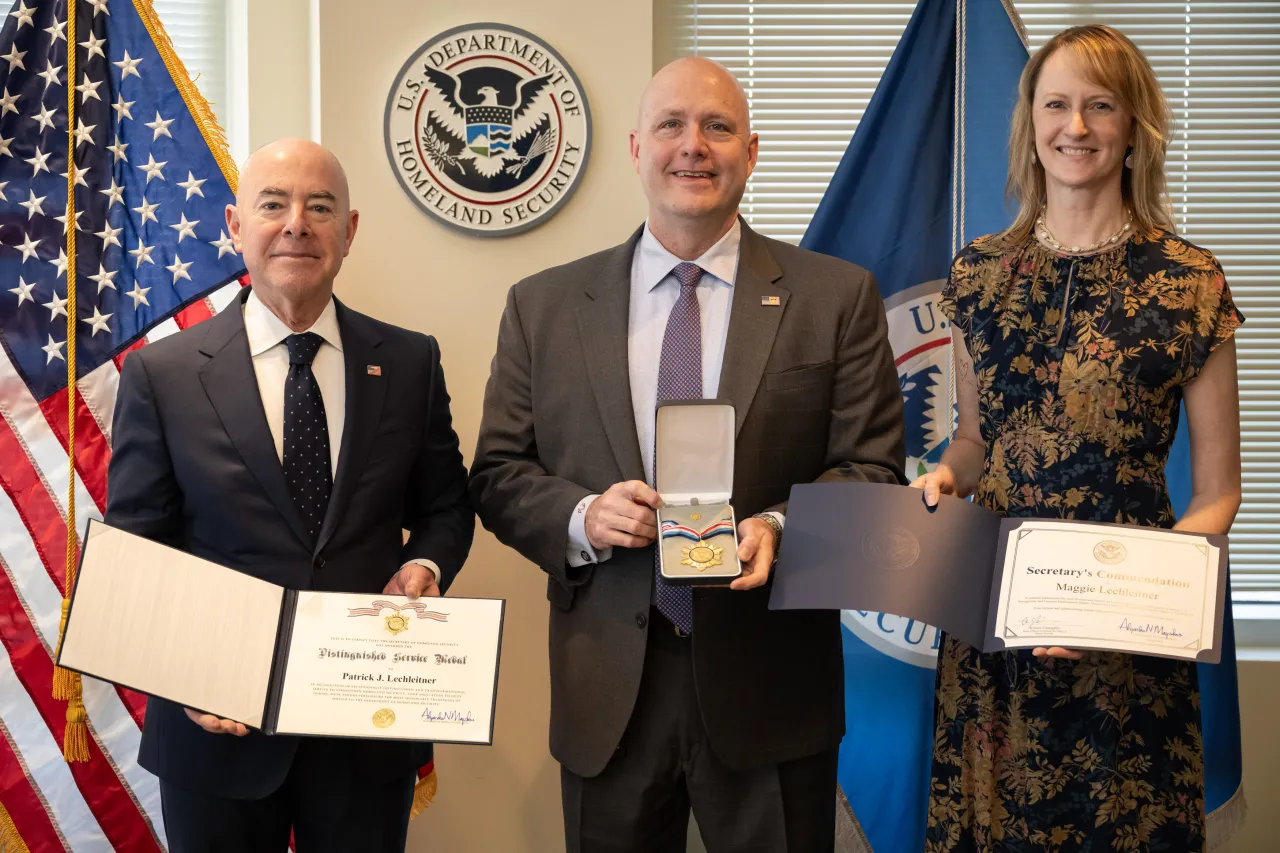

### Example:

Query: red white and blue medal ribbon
xmin=661 ymin=519 xmax=735 ymax=542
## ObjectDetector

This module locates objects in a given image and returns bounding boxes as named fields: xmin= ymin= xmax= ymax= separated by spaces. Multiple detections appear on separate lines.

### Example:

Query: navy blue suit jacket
xmin=104 ymin=287 xmax=474 ymax=799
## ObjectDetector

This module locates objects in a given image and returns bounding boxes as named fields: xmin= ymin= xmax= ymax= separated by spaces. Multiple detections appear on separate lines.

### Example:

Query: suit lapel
xmin=315 ymin=302 xmax=386 ymax=556
xmin=197 ymin=290 xmax=311 ymax=549
xmin=577 ymin=227 xmax=647 ymax=483
xmin=718 ymin=222 xmax=787 ymax=435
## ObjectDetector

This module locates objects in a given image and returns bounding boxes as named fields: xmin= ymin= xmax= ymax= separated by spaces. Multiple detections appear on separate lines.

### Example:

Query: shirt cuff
xmin=763 ymin=511 xmax=785 ymax=528
xmin=568 ymin=494 xmax=612 ymax=567
xmin=402 ymin=558 xmax=442 ymax=584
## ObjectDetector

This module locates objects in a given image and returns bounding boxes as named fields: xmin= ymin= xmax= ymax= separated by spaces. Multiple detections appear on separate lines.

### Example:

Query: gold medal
xmin=681 ymin=539 xmax=724 ymax=572
xmin=384 ymin=612 xmax=409 ymax=635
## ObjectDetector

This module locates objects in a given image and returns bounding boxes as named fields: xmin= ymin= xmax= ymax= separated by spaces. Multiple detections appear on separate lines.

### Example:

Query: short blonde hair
xmin=1004 ymin=25 xmax=1175 ymax=243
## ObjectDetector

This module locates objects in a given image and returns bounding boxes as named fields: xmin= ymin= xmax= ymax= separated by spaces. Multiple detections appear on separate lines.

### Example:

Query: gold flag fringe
xmin=0 ymin=799 xmax=33 ymax=853
xmin=132 ymin=0 xmax=239 ymax=192
xmin=409 ymin=769 xmax=438 ymax=819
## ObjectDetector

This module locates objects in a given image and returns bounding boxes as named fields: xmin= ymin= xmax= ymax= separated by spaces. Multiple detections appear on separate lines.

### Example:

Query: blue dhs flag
xmin=802 ymin=2 xmax=1026 ymax=849
xmin=802 ymin=1 xmax=1246 ymax=849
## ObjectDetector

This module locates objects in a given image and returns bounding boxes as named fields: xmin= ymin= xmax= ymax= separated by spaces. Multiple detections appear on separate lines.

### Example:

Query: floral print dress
xmin=926 ymin=229 xmax=1243 ymax=853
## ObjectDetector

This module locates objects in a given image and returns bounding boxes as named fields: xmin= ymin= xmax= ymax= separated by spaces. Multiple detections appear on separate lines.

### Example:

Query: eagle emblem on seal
xmin=421 ymin=65 xmax=558 ymax=183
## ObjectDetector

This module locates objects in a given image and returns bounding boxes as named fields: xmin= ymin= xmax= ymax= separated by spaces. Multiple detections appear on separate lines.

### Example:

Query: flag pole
xmin=51 ymin=0 xmax=90 ymax=764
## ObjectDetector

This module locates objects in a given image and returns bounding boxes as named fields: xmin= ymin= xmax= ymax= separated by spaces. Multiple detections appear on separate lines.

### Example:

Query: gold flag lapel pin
xmin=367 ymin=365 xmax=382 ymax=376
xmin=761 ymin=296 xmax=781 ymax=306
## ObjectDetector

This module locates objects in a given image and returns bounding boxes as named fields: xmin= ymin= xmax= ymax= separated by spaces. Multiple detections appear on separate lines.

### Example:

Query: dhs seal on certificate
xmin=769 ymin=483 xmax=1228 ymax=663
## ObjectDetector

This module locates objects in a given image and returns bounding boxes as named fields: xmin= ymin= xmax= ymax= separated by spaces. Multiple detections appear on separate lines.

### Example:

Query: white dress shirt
xmin=243 ymin=291 xmax=439 ymax=583
xmin=566 ymin=221 xmax=746 ymax=567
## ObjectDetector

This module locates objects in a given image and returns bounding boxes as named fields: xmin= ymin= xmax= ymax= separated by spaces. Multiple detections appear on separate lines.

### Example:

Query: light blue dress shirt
xmin=566 ymin=220 xmax=742 ymax=567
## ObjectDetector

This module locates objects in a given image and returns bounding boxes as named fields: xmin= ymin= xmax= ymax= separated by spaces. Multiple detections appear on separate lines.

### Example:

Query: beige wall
xmin=314 ymin=1 xmax=651 ymax=850
xmin=232 ymin=0 xmax=316 ymax=159
xmin=244 ymin=3 xmax=1278 ymax=851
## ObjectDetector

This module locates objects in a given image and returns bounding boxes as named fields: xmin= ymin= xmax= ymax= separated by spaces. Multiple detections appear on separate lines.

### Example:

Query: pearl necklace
xmin=1036 ymin=209 xmax=1132 ymax=254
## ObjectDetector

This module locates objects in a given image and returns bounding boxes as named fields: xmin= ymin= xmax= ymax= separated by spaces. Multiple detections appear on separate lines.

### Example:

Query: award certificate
xmin=993 ymin=522 xmax=1220 ymax=657
xmin=58 ymin=522 xmax=506 ymax=742
xmin=273 ymin=593 xmax=503 ymax=743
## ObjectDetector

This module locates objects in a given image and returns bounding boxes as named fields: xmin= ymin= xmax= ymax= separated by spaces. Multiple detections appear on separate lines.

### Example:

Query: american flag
xmin=0 ymin=0 xmax=247 ymax=848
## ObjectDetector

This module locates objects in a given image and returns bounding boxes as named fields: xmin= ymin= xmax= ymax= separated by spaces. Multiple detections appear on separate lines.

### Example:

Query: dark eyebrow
xmin=257 ymin=187 xmax=287 ymax=199
xmin=308 ymin=191 xmax=337 ymax=202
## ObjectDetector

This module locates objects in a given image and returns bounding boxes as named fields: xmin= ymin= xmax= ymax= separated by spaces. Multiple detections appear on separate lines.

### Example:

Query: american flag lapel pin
xmin=367 ymin=365 xmax=382 ymax=376
xmin=761 ymin=296 xmax=781 ymax=306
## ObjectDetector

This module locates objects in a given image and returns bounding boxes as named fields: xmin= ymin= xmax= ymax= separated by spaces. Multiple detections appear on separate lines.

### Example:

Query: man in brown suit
xmin=470 ymin=59 xmax=905 ymax=852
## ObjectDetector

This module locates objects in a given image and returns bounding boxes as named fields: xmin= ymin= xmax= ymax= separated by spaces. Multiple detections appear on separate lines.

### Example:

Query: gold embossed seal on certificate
xmin=347 ymin=600 xmax=450 ymax=635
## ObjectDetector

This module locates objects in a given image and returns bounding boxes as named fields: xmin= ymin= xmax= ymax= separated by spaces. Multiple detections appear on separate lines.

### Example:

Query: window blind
xmin=659 ymin=2 xmax=920 ymax=244
xmin=665 ymin=0 xmax=1280 ymax=601
xmin=151 ymin=0 xmax=230 ymax=129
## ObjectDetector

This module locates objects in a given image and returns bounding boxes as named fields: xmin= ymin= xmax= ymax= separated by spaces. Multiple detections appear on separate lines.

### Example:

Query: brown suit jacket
xmin=470 ymin=220 xmax=905 ymax=777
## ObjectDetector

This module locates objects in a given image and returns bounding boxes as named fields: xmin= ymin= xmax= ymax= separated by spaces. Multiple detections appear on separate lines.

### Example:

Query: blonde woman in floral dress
xmin=912 ymin=26 xmax=1243 ymax=853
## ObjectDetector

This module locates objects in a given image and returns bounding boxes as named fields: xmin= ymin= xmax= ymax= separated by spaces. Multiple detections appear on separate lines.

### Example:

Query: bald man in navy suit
xmin=105 ymin=139 xmax=473 ymax=853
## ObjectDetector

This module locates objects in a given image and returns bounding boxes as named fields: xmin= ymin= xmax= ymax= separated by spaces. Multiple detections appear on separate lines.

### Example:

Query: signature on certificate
xmin=422 ymin=707 xmax=476 ymax=725
xmin=1017 ymin=615 xmax=1048 ymax=629
xmin=1118 ymin=617 xmax=1184 ymax=640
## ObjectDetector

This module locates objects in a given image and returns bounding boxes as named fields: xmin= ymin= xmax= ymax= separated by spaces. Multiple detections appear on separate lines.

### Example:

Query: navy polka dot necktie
xmin=283 ymin=333 xmax=331 ymax=541
xmin=652 ymin=262 xmax=704 ymax=634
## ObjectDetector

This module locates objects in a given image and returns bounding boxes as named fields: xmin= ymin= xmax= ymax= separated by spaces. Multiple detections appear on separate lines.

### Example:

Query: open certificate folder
xmin=769 ymin=483 xmax=1228 ymax=662
xmin=58 ymin=522 xmax=505 ymax=744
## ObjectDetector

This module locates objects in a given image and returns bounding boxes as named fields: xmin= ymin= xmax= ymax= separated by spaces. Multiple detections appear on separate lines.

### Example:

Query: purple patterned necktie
xmin=653 ymin=262 xmax=704 ymax=634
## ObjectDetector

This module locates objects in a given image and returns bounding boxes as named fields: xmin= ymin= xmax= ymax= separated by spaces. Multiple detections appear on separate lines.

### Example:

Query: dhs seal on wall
xmin=841 ymin=279 xmax=954 ymax=669
xmin=384 ymin=23 xmax=591 ymax=236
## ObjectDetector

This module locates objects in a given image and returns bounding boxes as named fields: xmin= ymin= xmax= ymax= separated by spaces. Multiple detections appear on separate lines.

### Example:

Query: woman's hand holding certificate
xmin=912 ymin=455 xmax=1088 ymax=661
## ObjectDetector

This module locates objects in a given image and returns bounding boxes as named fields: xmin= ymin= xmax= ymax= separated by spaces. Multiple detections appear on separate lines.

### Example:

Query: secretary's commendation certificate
xmin=993 ymin=522 xmax=1220 ymax=658
xmin=272 ymin=593 xmax=504 ymax=744
xmin=769 ymin=483 xmax=1228 ymax=662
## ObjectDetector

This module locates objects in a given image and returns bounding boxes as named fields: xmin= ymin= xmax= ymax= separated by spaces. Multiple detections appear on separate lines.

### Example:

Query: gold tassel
xmin=62 ymin=680 xmax=91 ymax=763
xmin=0 ymin=799 xmax=33 ymax=853
xmin=409 ymin=769 xmax=437 ymax=819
